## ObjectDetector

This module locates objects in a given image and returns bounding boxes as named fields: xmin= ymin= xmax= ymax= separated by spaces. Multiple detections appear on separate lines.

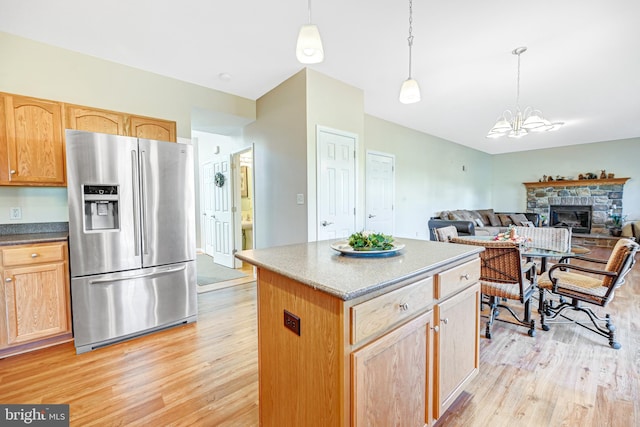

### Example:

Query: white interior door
xmin=212 ymin=155 xmax=234 ymax=268
xmin=365 ymin=151 xmax=395 ymax=235
xmin=318 ymin=127 xmax=356 ymax=240
xmin=200 ymin=161 xmax=216 ymax=256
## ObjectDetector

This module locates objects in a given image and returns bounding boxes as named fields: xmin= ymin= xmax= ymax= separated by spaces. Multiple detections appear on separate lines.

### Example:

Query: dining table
xmin=449 ymin=234 xmax=578 ymax=274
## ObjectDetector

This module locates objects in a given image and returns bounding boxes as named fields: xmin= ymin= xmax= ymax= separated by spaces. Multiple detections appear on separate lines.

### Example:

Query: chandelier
xmin=399 ymin=0 xmax=421 ymax=104
xmin=487 ymin=47 xmax=563 ymax=138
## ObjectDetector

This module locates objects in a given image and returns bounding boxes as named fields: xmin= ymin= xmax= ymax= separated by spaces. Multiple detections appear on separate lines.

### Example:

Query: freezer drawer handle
xmin=88 ymin=264 xmax=187 ymax=285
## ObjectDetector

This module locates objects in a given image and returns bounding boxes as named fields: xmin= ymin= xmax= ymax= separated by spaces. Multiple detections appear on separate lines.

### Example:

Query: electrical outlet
xmin=10 ymin=207 xmax=22 ymax=220
xmin=284 ymin=310 xmax=301 ymax=336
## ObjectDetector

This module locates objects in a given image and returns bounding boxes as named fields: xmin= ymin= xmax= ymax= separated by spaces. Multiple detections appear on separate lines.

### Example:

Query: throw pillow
xmin=498 ymin=214 xmax=513 ymax=226
xmin=476 ymin=209 xmax=495 ymax=225
xmin=469 ymin=210 xmax=486 ymax=226
xmin=487 ymin=213 xmax=501 ymax=226
xmin=509 ymin=213 xmax=530 ymax=226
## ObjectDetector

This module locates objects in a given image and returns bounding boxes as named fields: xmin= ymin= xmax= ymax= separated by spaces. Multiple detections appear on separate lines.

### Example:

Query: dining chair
xmin=538 ymin=238 xmax=639 ymax=349
xmin=514 ymin=226 xmax=571 ymax=253
xmin=433 ymin=225 xmax=459 ymax=242
xmin=450 ymin=237 xmax=537 ymax=338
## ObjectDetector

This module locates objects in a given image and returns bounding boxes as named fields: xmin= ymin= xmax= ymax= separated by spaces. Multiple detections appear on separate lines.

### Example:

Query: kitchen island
xmin=236 ymin=238 xmax=483 ymax=426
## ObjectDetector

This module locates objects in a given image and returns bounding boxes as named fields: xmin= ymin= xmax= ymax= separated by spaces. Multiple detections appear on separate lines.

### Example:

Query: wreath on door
xmin=214 ymin=172 xmax=225 ymax=187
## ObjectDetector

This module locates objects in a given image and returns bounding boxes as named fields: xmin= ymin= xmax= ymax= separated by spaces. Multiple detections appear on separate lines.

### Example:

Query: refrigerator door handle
xmin=140 ymin=149 xmax=149 ymax=255
xmin=88 ymin=264 xmax=187 ymax=285
xmin=131 ymin=150 xmax=141 ymax=257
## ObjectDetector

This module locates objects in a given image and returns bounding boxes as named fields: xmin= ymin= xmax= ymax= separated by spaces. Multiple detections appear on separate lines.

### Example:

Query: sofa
xmin=428 ymin=209 xmax=541 ymax=241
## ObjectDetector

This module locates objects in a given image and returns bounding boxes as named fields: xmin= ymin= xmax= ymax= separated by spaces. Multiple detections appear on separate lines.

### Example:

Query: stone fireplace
xmin=524 ymin=177 xmax=629 ymax=235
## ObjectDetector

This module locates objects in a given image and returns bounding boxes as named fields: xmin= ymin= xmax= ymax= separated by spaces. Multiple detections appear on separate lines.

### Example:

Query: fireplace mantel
xmin=524 ymin=177 xmax=630 ymax=189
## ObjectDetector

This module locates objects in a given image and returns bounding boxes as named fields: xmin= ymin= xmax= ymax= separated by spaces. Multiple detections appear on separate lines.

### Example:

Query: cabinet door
xmin=2 ymin=262 xmax=70 ymax=345
xmin=129 ymin=115 xmax=176 ymax=142
xmin=433 ymin=283 xmax=480 ymax=420
xmin=1 ymin=94 xmax=65 ymax=185
xmin=65 ymin=105 xmax=126 ymax=135
xmin=352 ymin=310 xmax=433 ymax=427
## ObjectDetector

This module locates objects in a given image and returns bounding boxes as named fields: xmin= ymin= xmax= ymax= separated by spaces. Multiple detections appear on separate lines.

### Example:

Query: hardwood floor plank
xmin=1 ymin=248 xmax=638 ymax=426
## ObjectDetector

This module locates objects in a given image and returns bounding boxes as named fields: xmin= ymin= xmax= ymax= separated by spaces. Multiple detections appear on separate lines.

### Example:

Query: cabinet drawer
xmin=2 ymin=243 xmax=66 ymax=267
xmin=351 ymin=276 xmax=434 ymax=345
xmin=435 ymin=258 xmax=480 ymax=299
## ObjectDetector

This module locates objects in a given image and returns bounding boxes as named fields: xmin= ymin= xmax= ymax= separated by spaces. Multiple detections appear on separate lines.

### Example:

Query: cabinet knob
xmin=5 ymin=277 xmax=11 ymax=282
xmin=431 ymin=325 xmax=440 ymax=333
xmin=10 ymin=170 xmax=16 ymax=174
xmin=461 ymin=273 xmax=470 ymax=280
xmin=399 ymin=303 xmax=409 ymax=311
xmin=31 ymin=253 xmax=39 ymax=258
xmin=441 ymin=318 xmax=449 ymax=325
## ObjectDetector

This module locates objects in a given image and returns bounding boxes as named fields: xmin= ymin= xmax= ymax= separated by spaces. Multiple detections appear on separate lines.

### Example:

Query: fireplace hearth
xmin=550 ymin=205 xmax=592 ymax=233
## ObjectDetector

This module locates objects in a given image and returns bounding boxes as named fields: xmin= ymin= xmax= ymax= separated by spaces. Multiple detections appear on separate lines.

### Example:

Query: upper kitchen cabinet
xmin=0 ymin=93 xmax=66 ymax=186
xmin=129 ymin=115 xmax=176 ymax=142
xmin=65 ymin=104 xmax=127 ymax=136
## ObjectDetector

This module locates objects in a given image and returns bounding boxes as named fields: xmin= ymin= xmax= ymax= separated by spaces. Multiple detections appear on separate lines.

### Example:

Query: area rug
xmin=196 ymin=254 xmax=248 ymax=285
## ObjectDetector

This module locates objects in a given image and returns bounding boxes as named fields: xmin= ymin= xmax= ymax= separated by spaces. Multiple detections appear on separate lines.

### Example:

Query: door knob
xmin=368 ymin=214 xmax=376 ymax=218
xmin=321 ymin=221 xmax=333 ymax=227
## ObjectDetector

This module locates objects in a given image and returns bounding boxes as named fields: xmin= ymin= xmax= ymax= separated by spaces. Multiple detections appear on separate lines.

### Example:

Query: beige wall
xmin=364 ymin=115 xmax=493 ymax=239
xmin=0 ymin=31 xmax=255 ymax=225
xmin=243 ymin=70 xmax=308 ymax=248
xmin=492 ymin=138 xmax=640 ymax=221
xmin=306 ymin=69 xmax=365 ymax=240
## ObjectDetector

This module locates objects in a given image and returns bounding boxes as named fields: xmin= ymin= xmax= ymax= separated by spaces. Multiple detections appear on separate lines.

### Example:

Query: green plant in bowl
xmin=348 ymin=231 xmax=394 ymax=251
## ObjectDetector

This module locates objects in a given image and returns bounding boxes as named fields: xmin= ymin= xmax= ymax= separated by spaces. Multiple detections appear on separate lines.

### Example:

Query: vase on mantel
xmin=610 ymin=228 xmax=622 ymax=237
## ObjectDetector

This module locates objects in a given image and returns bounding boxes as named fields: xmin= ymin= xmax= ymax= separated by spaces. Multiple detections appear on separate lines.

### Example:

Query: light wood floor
xmin=0 ymin=247 xmax=638 ymax=426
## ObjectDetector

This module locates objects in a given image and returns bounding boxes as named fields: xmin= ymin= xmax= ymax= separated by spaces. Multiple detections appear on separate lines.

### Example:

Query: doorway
xmin=195 ymin=133 xmax=255 ymax=291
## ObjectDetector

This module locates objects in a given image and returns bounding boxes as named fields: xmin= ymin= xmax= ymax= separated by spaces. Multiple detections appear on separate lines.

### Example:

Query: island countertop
xmin=235 ymin=238 xmax=483 ymax=301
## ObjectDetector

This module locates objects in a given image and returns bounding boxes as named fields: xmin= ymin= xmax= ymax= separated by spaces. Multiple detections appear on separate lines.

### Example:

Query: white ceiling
xmin=2 ymin=0 xmax=639 ymax=154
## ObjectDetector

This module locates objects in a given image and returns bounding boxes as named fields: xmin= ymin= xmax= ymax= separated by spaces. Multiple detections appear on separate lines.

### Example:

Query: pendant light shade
xmin=399 ymin=0 xmax=421 ymax=104
xmin=296 ymin=24 xmax=324 ymax=64
xmin=399 ymin=78 xmax=421 ymax=104
xmin=296 ymin=0 xmax=324 ymax=64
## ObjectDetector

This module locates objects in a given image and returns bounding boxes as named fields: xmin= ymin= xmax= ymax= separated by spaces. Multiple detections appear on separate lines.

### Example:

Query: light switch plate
xmin=296 ymin=194 xmax=304 ymax=205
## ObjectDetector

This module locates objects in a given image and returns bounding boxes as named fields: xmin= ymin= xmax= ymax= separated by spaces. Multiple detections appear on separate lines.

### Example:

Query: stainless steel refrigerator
xmin=65 ymin=130 xmax=197 ymax=354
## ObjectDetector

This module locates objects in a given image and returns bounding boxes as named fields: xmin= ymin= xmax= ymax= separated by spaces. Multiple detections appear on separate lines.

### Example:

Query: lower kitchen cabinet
xmin=352 ymin=310 xmax=433 ymax=427
xmin=433 ymin=283 xmax=481 ymax=420
xmin=0 ymin=241 xmax=72 ymax=357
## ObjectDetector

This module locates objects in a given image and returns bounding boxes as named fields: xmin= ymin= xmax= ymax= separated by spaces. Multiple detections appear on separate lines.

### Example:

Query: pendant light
xmin=296 ymin=0 xmax=324 ymax=64
xmin=399 ymin=0 xmax=421 ymax=104
xmin=487 ymin=47 xmax=563 ymax=138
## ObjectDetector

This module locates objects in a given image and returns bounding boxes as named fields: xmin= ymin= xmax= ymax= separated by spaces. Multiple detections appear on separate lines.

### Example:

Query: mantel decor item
xmin=487 ymin=47 xmax=563 ymax=139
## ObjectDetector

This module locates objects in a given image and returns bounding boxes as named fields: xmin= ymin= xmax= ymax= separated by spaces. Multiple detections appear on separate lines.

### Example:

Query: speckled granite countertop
xmin=0 ymin=222 xmax=68 ymax=246
xmin=235 ymin=238 xmax=483 ymax=301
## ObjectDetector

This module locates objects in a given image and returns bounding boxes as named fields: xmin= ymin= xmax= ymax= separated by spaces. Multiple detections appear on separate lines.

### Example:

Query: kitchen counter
xmin=235 ymin=238 xmax=482 ymax=300
xmin=0 ymin=222 xmax=68 ymax=246
xmin=0 ymin=232 xmax=68 ymax=246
